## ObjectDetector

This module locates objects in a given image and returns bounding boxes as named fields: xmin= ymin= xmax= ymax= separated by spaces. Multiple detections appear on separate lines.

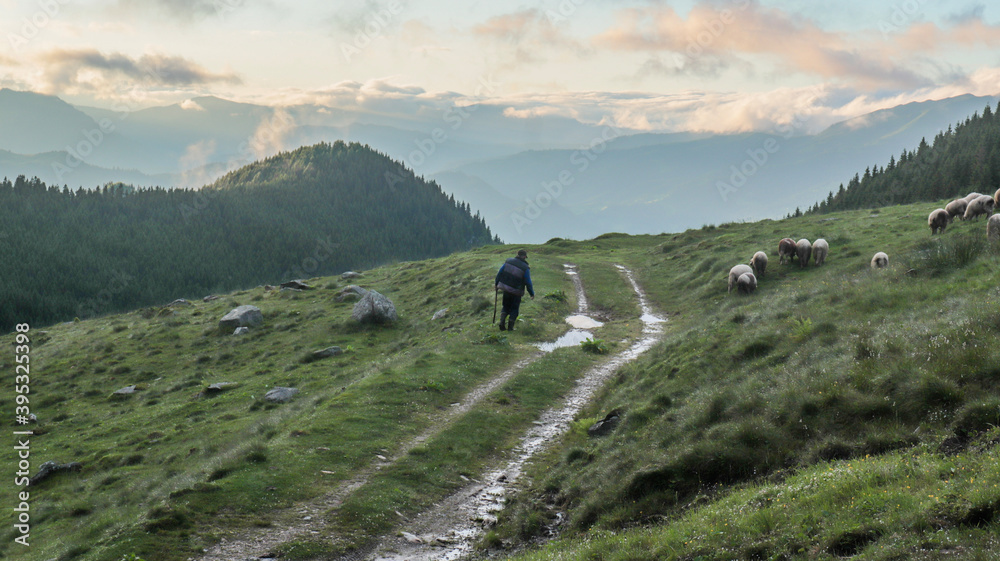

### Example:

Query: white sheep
xmin=749 ymin=251 xmax=768 ymax=277
xmin=988 ymin=214 xmax=1000 ymax=242
xmin=963 ymin=195 xmax=996 ymax=221
xmin=796 ymin=239 xmax=812 ymax=268
xmin=812 ymin=239 xmax=829 ymax=266
xmin=871 ymin=251 xmax=889 ymax=269
xmin=994 ymin=188 xmax=1000 ymax=208
xmin=728 ymin=264 xmax=753 ymax=293
xmin=736 ymin=272 xmax=757 ymax=295
xmin=928 ymin=208 xmax=949 ymax=234
xmin=778 ymin=238 xmax=797 ymax=265
xmin=945 ymin=199 xmax=968 ymax=221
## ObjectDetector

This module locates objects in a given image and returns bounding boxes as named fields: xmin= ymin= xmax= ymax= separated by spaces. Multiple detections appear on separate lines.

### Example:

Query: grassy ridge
xmin=490 ymin=203 xmax=1000 ymax=559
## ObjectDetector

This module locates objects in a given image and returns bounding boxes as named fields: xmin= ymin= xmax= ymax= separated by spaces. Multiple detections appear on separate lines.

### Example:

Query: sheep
xmin=928 ymin=208 xmax=949 ymax=234
xmin=796 ymin=238 xmax=812 ymax=268
xmin=812 ymin=239 xmax=829 ymax=265
xmin=963 ymin=195 xmax=996 ymax=221
xmin=749 ymin=251 xmax=768 ymax=277
xmin=736 ymin=272 xmax=757 ymax=295
xmin=995 ymin=188 xmax=1000 ymax=208
xmin=871 ymin=251 xmax=888 ymax=269
xmin=964 ymin=192 xmax=984 ymax=203
xmin=778 ymin=238 xmax=797 ymax=265
xmin=988 ymin=214 xmax=1000 ymax=242
xmin=728 ymin=264 xmax=753 ymax=293
xmin=945 ymin=198 xmax=968 ymax=221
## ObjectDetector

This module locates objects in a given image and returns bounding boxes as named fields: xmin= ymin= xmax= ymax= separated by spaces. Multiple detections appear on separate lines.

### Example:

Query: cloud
xmin=34 ymin=49 xmax=242 ymax=96
xmin=472 ymin=8 xmax=590 ymax=67
xmin=595 ymin=2 xmax=933 ymax=90
xmin=116 ymin=0 xmax=243 ymax=21
xmin=180 ymin=99 xmax=206 ymax=111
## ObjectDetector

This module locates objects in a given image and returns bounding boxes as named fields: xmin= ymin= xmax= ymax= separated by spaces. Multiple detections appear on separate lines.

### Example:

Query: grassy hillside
xmin=6 ymin=198 xmax=1000 ymax=561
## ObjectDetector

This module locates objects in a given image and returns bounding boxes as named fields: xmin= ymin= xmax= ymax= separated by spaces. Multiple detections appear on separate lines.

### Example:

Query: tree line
xmin=0 ymin=141 xmax=498 ymax=331
xmin=801 ymin=100 xmax=1000 ymax=216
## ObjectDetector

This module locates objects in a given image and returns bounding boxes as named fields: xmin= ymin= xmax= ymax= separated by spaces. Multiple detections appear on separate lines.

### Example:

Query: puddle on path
xmin=534 ymin=265 xmax=604 ymax=353
xmin=369 ymin=265 xmax=666 ymax=561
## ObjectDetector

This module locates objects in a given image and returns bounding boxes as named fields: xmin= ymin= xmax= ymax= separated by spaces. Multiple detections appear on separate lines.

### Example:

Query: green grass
xmin=8 ymin=199 xmax=1000 ymax=560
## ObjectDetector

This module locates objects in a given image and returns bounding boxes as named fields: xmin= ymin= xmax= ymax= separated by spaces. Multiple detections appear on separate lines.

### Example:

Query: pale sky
xmin=3 ymin=0 xmax=1000 ymax=132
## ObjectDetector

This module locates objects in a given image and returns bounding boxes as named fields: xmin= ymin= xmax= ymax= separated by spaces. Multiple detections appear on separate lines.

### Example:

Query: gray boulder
xmin=341 ymin=271 xmax=364 ymax=280
xmin=264 ymin=387 xmax=299 ymax=403
xmin=312 ymin=346 xmax=344 ymax=360
xmin=30 ymin=460 xmax=82 ymax=486
xmin=233 ymin=326 xmax=249 ymax=336
xmin=431 ymin=308 xmax=449 ymax=321
xmin=351 ymin=290 xmax=398 ymax=323
xmin=219 ymin=305 xmax=263 ymax=331
xmin=113 ymin=385 xmax=137 ymax=396
xmin=335 ymin=285 xmax=369 ymax=302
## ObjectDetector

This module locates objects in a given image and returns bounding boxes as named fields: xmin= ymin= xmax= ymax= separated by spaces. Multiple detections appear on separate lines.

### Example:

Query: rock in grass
xmin=280 ymin=280 xmax=313 ymax=290
xmin=30 ymin=460 xmax=82 ymax=485
xmin=233 ymin=326 xmax=249 ymax=336
xmin=341 ymin=271 xmax=364 ymax=280
xmin=169 ymin=298 xmax=194 ymax=307
xmin=264 ymin=387 xmax=299 ymax=403
xmin=206 ymin=382 xmax=238 ymax=393
xmin=113 ymin=385 xmax=137 ymax=396
xmin=219 ymin=305 xmax=263 ymax=331
xmin=351 ymin=290 xmax=398 ymax=324
xmin=587 ymin=409 xmax=621 ymax=437
xmin=431 ymin=308 xmax=449 ymax=321
xmin=312 ymin=346 xmax=344 ymax=360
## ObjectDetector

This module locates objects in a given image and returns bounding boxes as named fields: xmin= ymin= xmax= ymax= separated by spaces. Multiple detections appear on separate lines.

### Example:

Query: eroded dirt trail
xmin=198 ymin=265 xmax=593 ymax=561
xmin=366 ymin=265 xmax=665 ymax=561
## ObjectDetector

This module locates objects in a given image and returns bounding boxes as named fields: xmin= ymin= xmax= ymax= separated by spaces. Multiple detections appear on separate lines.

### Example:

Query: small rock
xmin=401 ymin=532 xmax=423 ymax=545
xmin=431 ymin=308 xmax=449 ymax=321
xmin=263 ymin=285 xmax=276 ymax=291
xmin=233 ymin=326 xmax=249 ymax=336
xmin=113 ymin=385 xmax=137 ymax=396
xmin=169 ymin=298 xmax=194 ymax=307
xmin=587 ymin=409 xmax=621 ymax=437
xmin=219 ymin=305 xmax=263 ymax=331
xmin=335 ymin=285 xmax=368 ymax=303
xmin=206 ymin=382 xmax=238 ymax=393
xmin=29 ymin=460 xmax=82 ymax=486
xmin=264 ymin=387 xmax=299 ymax=403
xmin=312 ymin=346 xmax=343 ymax=360
xmin=203 ymin=295 xmax=220 ymax=302
xmin=280 ymin=280 xmax=313 ymax=290
xmin=341 ymin=271 xmax=364 ymax=280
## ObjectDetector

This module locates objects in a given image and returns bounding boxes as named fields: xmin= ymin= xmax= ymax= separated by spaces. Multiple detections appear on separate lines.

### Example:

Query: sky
xmin=2 ymin=0 xmax=1000 ymax=133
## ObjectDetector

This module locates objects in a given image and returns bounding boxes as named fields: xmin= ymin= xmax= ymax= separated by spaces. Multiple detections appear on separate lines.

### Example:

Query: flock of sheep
xmin=928 ymin=189 xmax=1000 ymax=241
xmin=726 ymin=189 xmax=1000 ymax=296
xmin=727 ymin=237 xmax=831 ymax=296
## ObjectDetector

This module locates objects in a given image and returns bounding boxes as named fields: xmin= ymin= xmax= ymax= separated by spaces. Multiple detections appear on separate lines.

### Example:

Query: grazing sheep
xmin=795 ymin=238 xmax=812 ymax=268
xmin=928 ymin=208 xmax=949 ymax=234
xmin=963 ymin=195 xmax=996 ymax=221
xmin=945 ymin=199 xmax=968 ymax=221
xmin=988 ymin=214 xmax=1000 ymax=242
xmin=871 ymin=251 xmax=889 ymax=269
xmin=728 ymin=264 xmax=753 ymax=293
xmin=749 ymin=251 xmax=768 ymax=277
xmin=964 ymin=192 xmax=984 ymax=203
xmin=995 ymin=188 xmax=1000 ymax=207
xmin=812 ymin=239 xmax=829 ymax=266
xmin=736 ymin=272 xmax=757 ymax=295
xmin=778 ymin=238 xmax=797 ymax=265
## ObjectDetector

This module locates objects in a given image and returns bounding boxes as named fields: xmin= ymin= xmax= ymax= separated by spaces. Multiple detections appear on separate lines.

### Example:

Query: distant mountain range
xmin=0 ymin=88 xmax=995 ymax=242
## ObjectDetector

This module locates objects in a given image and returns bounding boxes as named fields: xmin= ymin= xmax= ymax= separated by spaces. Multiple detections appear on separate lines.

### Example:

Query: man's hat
xmin=517 ymin=249 xmax=528 ymax=259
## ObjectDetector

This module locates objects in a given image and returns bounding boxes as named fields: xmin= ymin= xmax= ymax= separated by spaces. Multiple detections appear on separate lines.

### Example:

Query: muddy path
xmin=197 ymin=264 xmax=597 ymax=561
xmin=364 ymin=265 xmax=665 ymax=561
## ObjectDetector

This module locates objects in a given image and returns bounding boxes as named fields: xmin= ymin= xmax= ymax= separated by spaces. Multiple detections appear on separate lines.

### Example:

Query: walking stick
xmin=492 ymin=288 xmax=498 ymax=324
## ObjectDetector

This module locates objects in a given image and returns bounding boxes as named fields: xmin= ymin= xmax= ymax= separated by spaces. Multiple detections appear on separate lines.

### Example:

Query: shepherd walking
xmin=494 ymin=249 xmax=535 ymax=331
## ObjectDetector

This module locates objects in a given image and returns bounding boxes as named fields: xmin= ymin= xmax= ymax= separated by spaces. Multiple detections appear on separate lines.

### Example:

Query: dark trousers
xmin=499 ymin=291 xmax=522 ymax=330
